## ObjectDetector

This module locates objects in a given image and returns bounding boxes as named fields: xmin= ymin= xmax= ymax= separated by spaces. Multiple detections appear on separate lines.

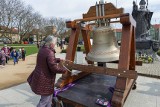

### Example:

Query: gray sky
xmin=23 ymin=0 xmax=160 ymax=24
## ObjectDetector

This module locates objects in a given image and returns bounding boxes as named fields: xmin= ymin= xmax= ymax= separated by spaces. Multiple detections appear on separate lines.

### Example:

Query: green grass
xmin=0 ymin=44 xmax=38 ymax=56
xmin=79 ymin=45 xmax=85 ymax=51
xmin=0 ymin=44 xmax=36 ymax=46
xmin=15 ymin=47 xmax=38 ymax=56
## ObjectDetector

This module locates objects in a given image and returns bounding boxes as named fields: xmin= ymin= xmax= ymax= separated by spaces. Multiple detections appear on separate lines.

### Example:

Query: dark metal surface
xmin=132 ymin=0 xmax=153 ymax=40
xmin=136 ymin=40 xmax=152 ymax=49
xmin=57 ymin=73 xmax=116 ymax=107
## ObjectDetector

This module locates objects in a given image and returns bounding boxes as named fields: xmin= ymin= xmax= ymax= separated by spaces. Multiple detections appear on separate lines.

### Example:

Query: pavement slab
xmin=0 ymin=76 xmax=159 ymax=107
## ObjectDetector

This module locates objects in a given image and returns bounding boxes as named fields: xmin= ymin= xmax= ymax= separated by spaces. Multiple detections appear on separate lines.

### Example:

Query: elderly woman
xmin=1 ymin=45 xmax=10 ymax=63
xmin=0 ymin=50 xmax=6 ymax=66
xmin=27 ymin=36 xmax=66 ymax=107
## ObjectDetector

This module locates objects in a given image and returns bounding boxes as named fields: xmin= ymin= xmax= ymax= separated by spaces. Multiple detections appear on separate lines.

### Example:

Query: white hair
xmin=40 ymin=35 xmax=57 ymax=47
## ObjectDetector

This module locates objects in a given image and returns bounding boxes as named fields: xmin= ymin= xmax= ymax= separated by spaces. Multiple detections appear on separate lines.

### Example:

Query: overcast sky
xmin=22 ymin=0 xmax=160 ymax=24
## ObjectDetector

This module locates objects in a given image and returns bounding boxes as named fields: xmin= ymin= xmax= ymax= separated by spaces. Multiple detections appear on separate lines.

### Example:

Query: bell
xmin=86 ymin=26 xmax=119 ymax=62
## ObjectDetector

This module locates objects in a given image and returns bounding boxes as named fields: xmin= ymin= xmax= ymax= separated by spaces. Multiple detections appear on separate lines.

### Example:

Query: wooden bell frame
xmin=56 ymin=3 xmax=138 ymax=107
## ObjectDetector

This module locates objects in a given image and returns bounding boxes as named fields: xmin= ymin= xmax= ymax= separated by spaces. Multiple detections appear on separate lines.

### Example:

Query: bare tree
xmin=0 ymin=0 xmax=23 ymax=43
xmin=0 ymin=0 xmax=68 ymax=44
xmin=16 ymin=5 xmax=42 ymax=43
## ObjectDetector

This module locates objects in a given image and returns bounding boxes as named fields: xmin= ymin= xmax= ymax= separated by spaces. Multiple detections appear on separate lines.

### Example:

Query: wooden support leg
xmin=81 ymin=29 xmax=93 ymax=64
xmin=112 ymin=15 xmax=136 ymax=106
xmin=56 ymin=27 xmax=80 ymax=88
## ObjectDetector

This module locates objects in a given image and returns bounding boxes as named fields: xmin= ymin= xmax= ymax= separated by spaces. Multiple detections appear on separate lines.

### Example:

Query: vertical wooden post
xmin=56 ymin=25 xmax=80 ymax=88
xmin=56 ymin=23 xmax=92 ymax=88
xmin=112 ymin=15 xmax=134 ymax=107
xmin=81 ymin=28 xmax=93 ymax=64
xmin=81 ymin=29 xmax=91 ymax=54
xmin=129 ymin=26 xmax=136 ymax=71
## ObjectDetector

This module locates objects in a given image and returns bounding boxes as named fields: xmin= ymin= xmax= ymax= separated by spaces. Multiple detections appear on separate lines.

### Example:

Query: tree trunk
xmin=19 ymin=35 xmax=23 ymax=44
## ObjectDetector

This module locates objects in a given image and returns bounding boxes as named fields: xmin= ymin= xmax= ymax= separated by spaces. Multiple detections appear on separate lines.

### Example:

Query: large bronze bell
xmin=86 ymin=26 xmax=119 ymax=62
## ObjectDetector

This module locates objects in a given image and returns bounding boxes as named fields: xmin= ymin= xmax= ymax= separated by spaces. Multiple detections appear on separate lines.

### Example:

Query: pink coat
xmin=1 ymin=47 xmax=10 ymax=56
xmin=27 ymin=46 xmax=66 ymax=95
xmin=0 ymin=51 xmax=6 ymax=61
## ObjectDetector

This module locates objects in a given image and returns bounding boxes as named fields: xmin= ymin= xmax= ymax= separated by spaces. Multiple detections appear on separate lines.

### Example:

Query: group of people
xmin=0 ymin=45 xmax=26 ymax=66
xmin=57 ymin=38 xmax=66 ymax=49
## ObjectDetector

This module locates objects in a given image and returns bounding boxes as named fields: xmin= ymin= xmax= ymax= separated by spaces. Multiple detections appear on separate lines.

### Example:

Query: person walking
xmin=17 ymin=48 xmax=22 ymax=60
xmin=21 ymin=47 xmax=26 ymax=61
xmin=27 ymin=36 xmax=67 ymax=107
xmin=1 ymin=45 xmax=10 ymax=63
xmin=11 ymin=48 xmax=18 ymax=65
xmin=0 ymin=50 xmax=6 ymax=66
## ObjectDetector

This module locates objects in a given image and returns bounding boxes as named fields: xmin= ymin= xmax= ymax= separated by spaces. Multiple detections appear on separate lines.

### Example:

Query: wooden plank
xmin=107 ymin=60 xmax=142 ymax=66
xmin=75 ymin=13 xmax=129 ymax=22
xmin=83 ymin=3 xmax=124 ymax=18
xmin=115 ymin=25 xmax=132 ymax=90
xmin=66 ymin=21 xmax=76 ymax=28
xmin=81 ymin=29 xmax=93 ymax=64
xmin=121 ymin=26 xmax=136 ymax=104
xmin=65 ymin=29 xmax=80 ymax=61
xmin=63 ymin=62 xmax=137 ymax=79
xmin=129 ymin=26 xmax=136 ymax=71
xmin=112 ymin=15 xmax=134 ymax=107
xmin=74 ymin=13 xmax=136 ymax=27
xmin=118 ymin=26 xmax=136 ymax=105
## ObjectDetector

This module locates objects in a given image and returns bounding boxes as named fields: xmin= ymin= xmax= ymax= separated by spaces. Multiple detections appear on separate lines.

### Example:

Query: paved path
xmin=124 ymin=76 xmax=160 ymax=107
xmin=0 ymin=46 xmax=62 ymax=90
xmin=106 ymin=60 xmax=160 ymax=78
xmin=0 ymin=54 xmax=36 ymax=90
xmin=0 ymin=76 xmax=159 ymax=107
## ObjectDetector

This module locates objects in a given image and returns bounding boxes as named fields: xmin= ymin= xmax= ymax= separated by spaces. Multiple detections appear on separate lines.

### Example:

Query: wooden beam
xmin=112 ymin=15 xmax=134 ymax=107
xmin=101 ymin=60 xmax=142 ymax=66
xmin=63 ymin=62 xmax=137 ymax=79
xmin=55 ymin=23 xmax=93 ymax=88
xmin=74 ymin=13 xmax=129 ymax=23
xmin=81 ymin=29 xmax=93 ymax=64
xmin=55 ymin=26 xmax=81 ymax=88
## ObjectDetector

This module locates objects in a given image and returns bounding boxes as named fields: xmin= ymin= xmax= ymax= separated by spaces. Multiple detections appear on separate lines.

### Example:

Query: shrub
xmin=61 ymin=49 xmax=67 ymax=53
xmin=157 ymin=50 xmax=160 ymax=56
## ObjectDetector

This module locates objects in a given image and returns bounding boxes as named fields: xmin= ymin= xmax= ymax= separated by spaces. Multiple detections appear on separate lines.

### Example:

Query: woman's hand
xmin=59 ymin=60 xmax=72 ymax=72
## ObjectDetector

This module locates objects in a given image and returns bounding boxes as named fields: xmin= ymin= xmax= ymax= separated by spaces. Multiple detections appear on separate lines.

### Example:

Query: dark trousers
xmin=5 ymin=56 xmax=8 ymax=63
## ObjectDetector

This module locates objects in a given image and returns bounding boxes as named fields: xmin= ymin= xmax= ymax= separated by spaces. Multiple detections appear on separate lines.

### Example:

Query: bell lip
xmin=86 ymin=55 xmax=119 ymax=62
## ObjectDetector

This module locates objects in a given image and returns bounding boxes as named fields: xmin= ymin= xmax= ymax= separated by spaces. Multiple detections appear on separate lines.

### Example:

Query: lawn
xmin=15 ymin=46 xmax=38 ymax=56
xmin=0 ymin=44 xmax=38 ymax=56
xmin=0 ymin=44 xmax=35 ymax=46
